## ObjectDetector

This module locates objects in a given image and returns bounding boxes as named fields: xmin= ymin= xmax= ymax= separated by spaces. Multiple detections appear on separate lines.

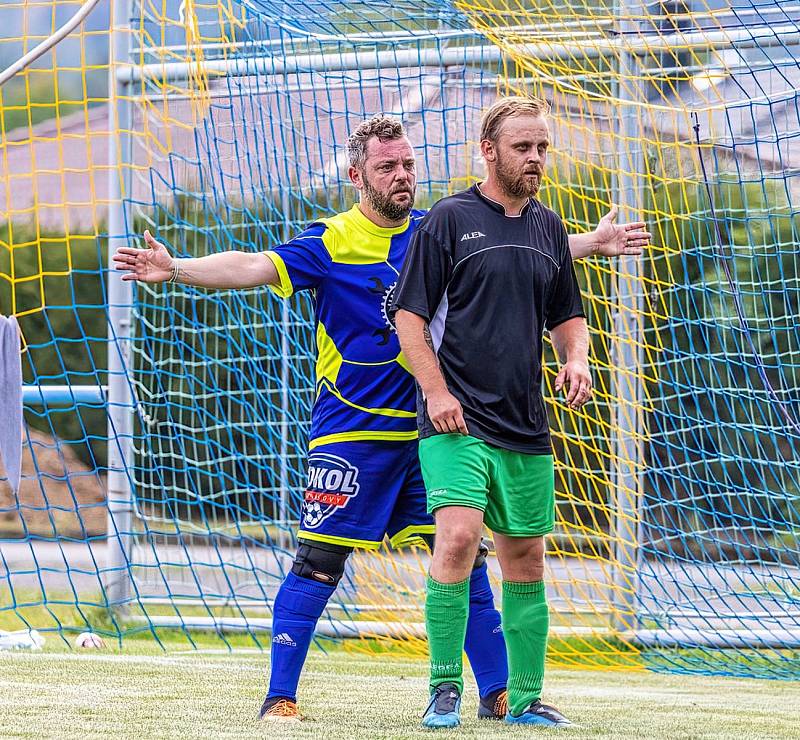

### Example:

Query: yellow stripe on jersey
xmin=298 ymin=525 xmax=436 ymax=550
xmin=297 ymin=530 xmax=383 ymax=550
xmin=317 ymin=377 xmax=416 ymax=418
xmin=395 ymin=350 xmax=413 ymax=375
xmin=341 ymin=352 xmax=413 ymax=373
xmin=389 ymin=524 xmax=436 ymax=550
xmin=308 ymin=430 xmax=419 ymax=450
xmin=316 ymin=321 xmax=343 ymax=385
xmin=262 ymin=250 xmax=294 ymax=298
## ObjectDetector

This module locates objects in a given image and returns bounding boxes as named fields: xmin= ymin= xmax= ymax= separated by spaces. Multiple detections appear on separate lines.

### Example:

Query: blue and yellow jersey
xmin=264 ymin=205 xmax=426 ymax=450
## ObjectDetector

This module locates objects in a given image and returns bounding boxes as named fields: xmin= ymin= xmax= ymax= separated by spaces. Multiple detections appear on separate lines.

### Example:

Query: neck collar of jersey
xmin=473 ymin=183 xmax=532 ymax=218
xmin=351 ymin=203 xmax=410 ymax=236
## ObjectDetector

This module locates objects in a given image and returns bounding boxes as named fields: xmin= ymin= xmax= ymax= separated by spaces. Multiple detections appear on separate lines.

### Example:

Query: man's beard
xmin=495 ymin=151 xmax=541 ymax=199
xmin=362 ymin=175 xmax=415 ymax=221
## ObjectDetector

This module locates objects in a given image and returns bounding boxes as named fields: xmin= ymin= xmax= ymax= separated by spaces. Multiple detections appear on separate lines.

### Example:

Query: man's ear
xmin=480 ymin=139 xmax=496 ymax=162
xmin=348 ymin=165 xmax=363 ymax=190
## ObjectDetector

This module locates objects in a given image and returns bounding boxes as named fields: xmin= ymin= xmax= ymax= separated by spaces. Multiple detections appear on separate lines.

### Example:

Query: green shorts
xmin=418 ymin=434 xmax=555 ymax=538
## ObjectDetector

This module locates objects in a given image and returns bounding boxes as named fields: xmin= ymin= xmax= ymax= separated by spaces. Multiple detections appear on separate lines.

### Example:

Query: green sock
xmin=426 ymin=575 xmax=469 ymax=693
xmin=502 ymin=580 xmax=549 ymax=716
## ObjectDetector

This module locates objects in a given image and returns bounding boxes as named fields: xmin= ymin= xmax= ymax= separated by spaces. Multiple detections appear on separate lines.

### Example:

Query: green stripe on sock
xmin=426 ymin=575 xmax=469 ymax=693
xmin=503 ymin=580 xmax=546 ymax=596
xmin=502 ymin=580 xmax=548 ymax=716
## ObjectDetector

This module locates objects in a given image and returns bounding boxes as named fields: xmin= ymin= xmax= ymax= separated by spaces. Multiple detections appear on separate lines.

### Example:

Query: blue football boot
xmin=421 ymin=682 xmax=462 ymax=729
xmin=505 ymin=699 xmax=573 ymax=728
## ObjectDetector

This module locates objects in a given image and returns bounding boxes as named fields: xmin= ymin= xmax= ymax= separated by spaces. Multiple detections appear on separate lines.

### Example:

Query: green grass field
xmin=2 ymin=639 xmax=799 ymax=739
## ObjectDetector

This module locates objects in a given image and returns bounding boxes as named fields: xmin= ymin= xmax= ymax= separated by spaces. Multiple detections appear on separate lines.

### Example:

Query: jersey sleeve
xmin=263 ymin=222 xmax=332 ymax=297
xmin=545 ymin=222 xmax=586 ymax=330
xmin=393 ymin=226 xmax=452 ymax=322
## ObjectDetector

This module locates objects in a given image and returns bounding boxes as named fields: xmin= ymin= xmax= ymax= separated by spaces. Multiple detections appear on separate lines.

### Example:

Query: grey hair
xmin=346 ymin=115 xmax=406 ymax=169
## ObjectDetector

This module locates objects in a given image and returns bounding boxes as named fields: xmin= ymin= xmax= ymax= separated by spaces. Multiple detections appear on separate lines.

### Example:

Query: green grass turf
xmin=2 ymin=642 xmax=799 ymax=739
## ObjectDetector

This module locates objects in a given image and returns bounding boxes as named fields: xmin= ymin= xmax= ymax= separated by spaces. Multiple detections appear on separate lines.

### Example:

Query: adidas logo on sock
xmin=272 ymin=632 xmax=297 ymax=647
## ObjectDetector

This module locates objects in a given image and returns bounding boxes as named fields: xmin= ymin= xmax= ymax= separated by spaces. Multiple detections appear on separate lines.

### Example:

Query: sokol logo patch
xmin=302 ymin=452 xmax=361 ymax=529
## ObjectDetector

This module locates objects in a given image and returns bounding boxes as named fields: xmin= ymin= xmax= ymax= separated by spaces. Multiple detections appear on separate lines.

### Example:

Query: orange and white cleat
xmin=478 ymin=688 xmax=508 ymax=720
xmin=259 ymin=697 xmax=303 ymax=722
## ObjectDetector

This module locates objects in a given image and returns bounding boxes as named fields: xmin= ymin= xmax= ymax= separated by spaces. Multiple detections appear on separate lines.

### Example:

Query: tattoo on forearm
xmin=423 ymin=324 xmax=433 ymax=351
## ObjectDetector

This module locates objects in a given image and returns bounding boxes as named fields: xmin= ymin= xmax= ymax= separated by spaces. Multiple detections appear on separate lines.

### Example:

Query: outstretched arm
xmin=549 ymin=317 xmax=592 ymax=410
xmin=112 ymin=230 xmax=279 ymax=289
xmin=395 ymin=309 xmax=468 ymax=435
xmin=568 ymin=205 xmax=651 ymax=260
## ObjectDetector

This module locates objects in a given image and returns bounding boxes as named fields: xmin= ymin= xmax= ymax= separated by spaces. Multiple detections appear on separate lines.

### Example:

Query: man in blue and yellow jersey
xmin=113 ymin=114 xmax=650 ymax=723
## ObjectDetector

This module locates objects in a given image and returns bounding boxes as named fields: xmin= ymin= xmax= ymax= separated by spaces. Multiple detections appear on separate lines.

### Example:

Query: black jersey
xmin=393 ymin=184 xmax=585 ymax=453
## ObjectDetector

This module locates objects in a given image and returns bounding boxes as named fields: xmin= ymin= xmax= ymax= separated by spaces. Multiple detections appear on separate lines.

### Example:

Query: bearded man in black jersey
xmin=395 ymin=96 xmax=591 ymax=729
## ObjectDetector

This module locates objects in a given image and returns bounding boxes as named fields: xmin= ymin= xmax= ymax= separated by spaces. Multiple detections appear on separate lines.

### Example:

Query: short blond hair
xmin=479 ymin=96 xmax=550 ymax=143
xmin=346 ymin=115 xmax=406 ymax=169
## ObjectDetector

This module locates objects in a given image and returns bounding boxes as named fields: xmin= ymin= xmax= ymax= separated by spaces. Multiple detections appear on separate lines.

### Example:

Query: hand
xmin=112 ymin=230 xmax=175 ymax=282
xmin=592 ymin=205 xmax=651 ymax=257
xmin=426 ymin=388 xmax=469 ymax=434
xmin=555 ymin=360 xmax=592 ymax=410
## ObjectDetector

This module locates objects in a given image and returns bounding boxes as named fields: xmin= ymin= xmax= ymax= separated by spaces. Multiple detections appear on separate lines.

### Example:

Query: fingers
xmin=429 ymin=410 xmax=449 ymax=434
xmin=455 ymin=409 xmax=469 ymax=435
xmin=566 ymin=381 xmax=592 ymax=409
xmin=428 ymin=395 xmax=469 ymax=435
xmin=114 ymin=234 xmax=158 ymax=273
xmin=559 ymin=366 xmax=593 ymax=409
xmin=112 ymin=258 xmax=136 ymax=273
xmin=569 ymin=382 xmax=592 ymax=409
xmin=143 ymin=230 xmax=159 ymax=248
xmin=112 ymin=252 xmax=139 ymax=266
xmin=433 ymin=416 xmax=458 ymax=434
xmin=565 ymin=376 xmax=581 ymax=407
xmin=604 ymin=204 xmax=618 ymax=224
xmin=117 ymin=265 xmax=143 ymax=281
xmin=114 ymin=247 xmax=143 ymax=258
xmin=622 ymin=230 xmax=651 ymax=255
xmin=623 ymin=221 xmax=647 ymax=232
xmin=112 ymin=250 xmax=150 ymax=281
xmin=112 ymin=253 xmax=144 ymax=275
xmin=554 ymin=367 xmax=566 ymax=393
xmin=435 ymin=411 xmax=467 ymax=434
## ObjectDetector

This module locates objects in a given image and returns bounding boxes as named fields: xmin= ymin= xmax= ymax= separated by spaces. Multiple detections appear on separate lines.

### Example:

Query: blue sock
xmin=464 ymin=562 xmax=508 ymax=698
xmin=267 ymin=571 xmax=336 ymax=701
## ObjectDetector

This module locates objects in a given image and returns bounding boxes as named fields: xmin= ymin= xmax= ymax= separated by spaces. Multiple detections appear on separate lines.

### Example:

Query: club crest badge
xmin=302 ymin=452 xmax=361 ymax=529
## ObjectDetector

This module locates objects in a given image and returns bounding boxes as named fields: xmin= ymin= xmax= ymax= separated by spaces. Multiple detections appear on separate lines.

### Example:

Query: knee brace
xmin=473 ymin=538 xmax=490 ymax=570
xmin=291 ymin=541 xmax=353 ymax=586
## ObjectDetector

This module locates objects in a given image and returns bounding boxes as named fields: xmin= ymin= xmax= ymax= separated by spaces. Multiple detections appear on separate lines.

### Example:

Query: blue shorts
xmin=297 ymin=440 xmax=434 ymax=550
